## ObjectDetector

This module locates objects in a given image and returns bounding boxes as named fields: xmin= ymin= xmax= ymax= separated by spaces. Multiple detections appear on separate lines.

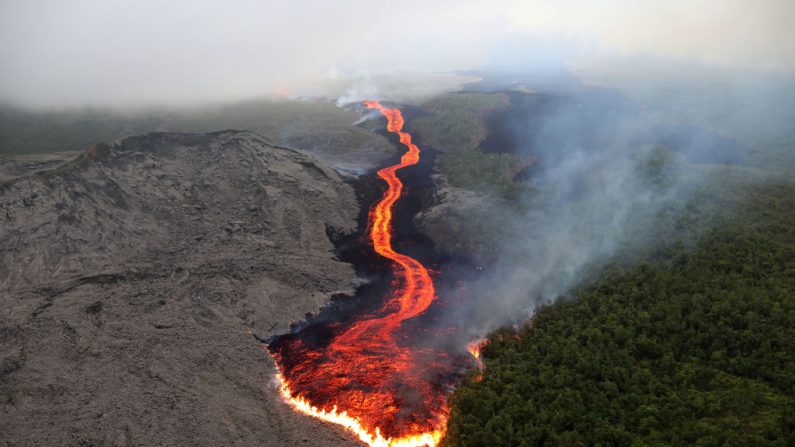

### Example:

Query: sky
xmin=1 ymin=0 xmax=794 ymax=108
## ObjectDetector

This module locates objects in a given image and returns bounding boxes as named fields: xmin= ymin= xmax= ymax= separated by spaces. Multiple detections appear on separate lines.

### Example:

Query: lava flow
xmin=267 ymin=100 xmax=449 ymax=446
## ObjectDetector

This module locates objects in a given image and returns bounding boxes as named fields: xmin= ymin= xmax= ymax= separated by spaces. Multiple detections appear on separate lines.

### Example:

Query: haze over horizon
xmin=2 ymin=0 xmax=794 ymax=108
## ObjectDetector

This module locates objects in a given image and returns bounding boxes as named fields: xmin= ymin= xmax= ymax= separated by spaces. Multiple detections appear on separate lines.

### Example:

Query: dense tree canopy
xmin=444 ymin=181 xmax=795 ymax=446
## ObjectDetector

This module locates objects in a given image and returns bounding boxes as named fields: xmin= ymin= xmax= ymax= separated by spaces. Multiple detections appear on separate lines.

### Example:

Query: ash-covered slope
xmin=0 ymin=131 xmax=361 ymax=446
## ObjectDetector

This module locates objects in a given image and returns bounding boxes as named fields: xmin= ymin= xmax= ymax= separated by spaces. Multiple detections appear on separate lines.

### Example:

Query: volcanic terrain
xmin=0 ymin=131 xmax=364 ymax=446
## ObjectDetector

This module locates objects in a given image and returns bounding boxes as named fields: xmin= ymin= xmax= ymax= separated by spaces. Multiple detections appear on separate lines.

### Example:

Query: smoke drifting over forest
xmin=433 ymin=64 xmax=794 ymax=342
xmin=442 ymin=90 xmax=717 ymax=339
xmin=2 ymin=0 xmax=795 ymax=108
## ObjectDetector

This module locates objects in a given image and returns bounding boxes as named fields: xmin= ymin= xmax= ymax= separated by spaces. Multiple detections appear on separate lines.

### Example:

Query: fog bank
xmin=2 ymin=0 xmax=794 ymax=108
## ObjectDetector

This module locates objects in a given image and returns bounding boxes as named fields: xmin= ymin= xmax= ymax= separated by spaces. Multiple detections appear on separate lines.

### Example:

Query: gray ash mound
xmin=0 ymin=131 xmax=362 ymax=446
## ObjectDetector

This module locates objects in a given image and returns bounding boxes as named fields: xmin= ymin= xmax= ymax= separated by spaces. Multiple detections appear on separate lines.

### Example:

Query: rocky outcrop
xmin=415 ymin=174 xmax=516 ymax=263
xmin=0 ymin=131 xmax=361 ymax=446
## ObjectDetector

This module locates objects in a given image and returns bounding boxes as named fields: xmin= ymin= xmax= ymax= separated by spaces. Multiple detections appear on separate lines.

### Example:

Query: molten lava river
xmin=266 ymin=100 xmax=462 ymax=447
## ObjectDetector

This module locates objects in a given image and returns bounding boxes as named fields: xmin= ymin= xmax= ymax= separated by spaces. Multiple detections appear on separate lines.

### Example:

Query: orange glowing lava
xmin=269 ymin=100 xmax=447 ymax=446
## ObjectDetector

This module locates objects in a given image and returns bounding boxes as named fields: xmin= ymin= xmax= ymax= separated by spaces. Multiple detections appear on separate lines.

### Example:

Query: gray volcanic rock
xmin=0 ymin=131 xmax=360 ymax=446
xmin=0 ymin=151 xmax=82 ymax=182
xmin=415 ymin=174 xmax=514 ymax=263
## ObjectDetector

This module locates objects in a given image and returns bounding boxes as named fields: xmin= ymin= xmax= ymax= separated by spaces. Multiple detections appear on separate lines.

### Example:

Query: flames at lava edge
xmin=466 ymin=339 xmax=488 ymax=364
xmin=267 ymin=100 xmax=451 ymax=447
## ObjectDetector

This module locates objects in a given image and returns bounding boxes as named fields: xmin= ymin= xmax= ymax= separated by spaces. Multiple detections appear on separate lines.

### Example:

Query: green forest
xmin=444 ymin=180 xmax=795 ymax=446
xmin=0 ymin=98 xmax=387 ymax=158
